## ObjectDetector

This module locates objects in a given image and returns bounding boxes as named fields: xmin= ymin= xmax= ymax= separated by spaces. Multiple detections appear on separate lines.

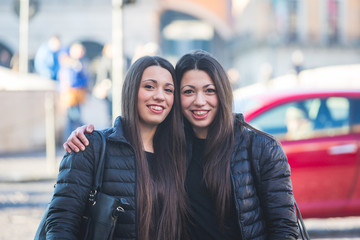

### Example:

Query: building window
xmin=273 ymin=0 xmax=298 ymax=43
xmin=160 ymin=11 xmax=213 ymax=60
xmin=288 ymin=0 xmax=298 ymax=42
xmin=327 ymin=0 xmax=339 ymax=44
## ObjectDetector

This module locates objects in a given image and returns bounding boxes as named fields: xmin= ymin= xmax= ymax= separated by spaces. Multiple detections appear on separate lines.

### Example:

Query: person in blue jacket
xmin=64 ymin=50 xmax=300 ymax=240
xmin=34 ymin=35 xmax=62 ymax=80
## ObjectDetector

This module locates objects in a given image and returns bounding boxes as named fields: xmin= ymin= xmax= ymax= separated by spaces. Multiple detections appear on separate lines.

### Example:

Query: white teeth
xmin=150 ymin=106 xmax=163 ymax=111
xmin=193 ymin=111 xmax=207 ymax=116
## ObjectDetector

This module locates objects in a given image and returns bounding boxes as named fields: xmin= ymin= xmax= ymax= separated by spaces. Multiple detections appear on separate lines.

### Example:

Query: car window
xmin=249 ymin=97 xmax=350 ymax=141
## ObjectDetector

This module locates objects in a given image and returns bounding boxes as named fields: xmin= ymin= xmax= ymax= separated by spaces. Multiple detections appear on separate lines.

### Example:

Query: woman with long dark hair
xmin=64 ymin=50 xmax=300 ymax=239
xmin=47 ymin=56 xmax=187 ymax=240
xmin=176 ymin=50 xmax=299 ymax=239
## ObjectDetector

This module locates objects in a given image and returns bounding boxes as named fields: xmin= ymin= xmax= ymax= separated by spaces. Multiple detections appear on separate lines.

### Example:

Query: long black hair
xmin=122 ymin=56 xmax=187 ymax=240
xmin=175 ymin=50 xmax=234 ymax=225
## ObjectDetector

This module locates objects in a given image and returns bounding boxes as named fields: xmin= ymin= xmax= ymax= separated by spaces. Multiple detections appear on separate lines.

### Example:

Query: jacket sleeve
xmin=45 ymin=133 xmax=98 ymax=239
xmin=255 ymin=135 xmax=299 ymax=239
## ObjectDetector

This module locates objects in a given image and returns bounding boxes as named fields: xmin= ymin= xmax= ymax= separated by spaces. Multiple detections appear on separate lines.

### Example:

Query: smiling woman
xmin=174 ymin=50 xmax=300 ymax=239
xmin=45 ymin=56 xmax=188 ymax=240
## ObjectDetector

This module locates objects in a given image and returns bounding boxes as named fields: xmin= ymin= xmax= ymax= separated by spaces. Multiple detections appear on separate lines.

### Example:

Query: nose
xmin=194 ymin=92 xmax=206 ymax=106
xmin=153 ymin=89 xmax=165 ymax=101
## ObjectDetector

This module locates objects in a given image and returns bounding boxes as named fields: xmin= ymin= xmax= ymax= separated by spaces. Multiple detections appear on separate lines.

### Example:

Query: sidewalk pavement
xmin=0 ymin=148 xmax=66 ymax=182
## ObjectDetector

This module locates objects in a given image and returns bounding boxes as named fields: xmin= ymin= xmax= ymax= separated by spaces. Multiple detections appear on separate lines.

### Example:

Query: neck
xmin=139 ymin=124 xmax=157 ymax=153
xmin=193 ymin=127 xmax=208 ymax=139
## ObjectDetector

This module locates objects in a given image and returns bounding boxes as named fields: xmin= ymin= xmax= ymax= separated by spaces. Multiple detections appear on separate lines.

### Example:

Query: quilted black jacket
xmin=45 ymin=114 xmax=299 ymax=240
xmin=184 ymin=114 xmax=299 ymax=240
xmin=46 ymin=117 xmax=137 ymax=239
xmin=231 ymin=114 xmax=299 ymax=239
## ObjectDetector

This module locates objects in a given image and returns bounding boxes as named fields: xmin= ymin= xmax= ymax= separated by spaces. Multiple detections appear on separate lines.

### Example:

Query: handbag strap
xmin=295 ymin=201 xmax=311 ymax=240
xmin=92 ymin=130 xmax=107 ymax=192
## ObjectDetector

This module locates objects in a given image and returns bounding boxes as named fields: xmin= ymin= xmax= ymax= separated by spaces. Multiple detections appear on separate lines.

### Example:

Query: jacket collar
xmin=234 ymin=113 xmax=245 ymax=124
xmin=108 ymin=116 xmax=130 ymax=144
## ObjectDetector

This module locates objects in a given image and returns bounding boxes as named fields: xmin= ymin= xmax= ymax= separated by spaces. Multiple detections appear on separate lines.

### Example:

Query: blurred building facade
xmin=1 ymin=0 xmax=359 ymax=87
xmin=230 ymin=0 xmax=360 ymax=86
xmin=1 ymin=0 xmax=360 ymax=153
xmin=0 ymin=0 xmax=233 ymax=73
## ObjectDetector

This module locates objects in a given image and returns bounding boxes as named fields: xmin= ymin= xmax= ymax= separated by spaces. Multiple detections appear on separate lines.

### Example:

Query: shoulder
xmin=233 ymin=113 xmax=285 ymax=160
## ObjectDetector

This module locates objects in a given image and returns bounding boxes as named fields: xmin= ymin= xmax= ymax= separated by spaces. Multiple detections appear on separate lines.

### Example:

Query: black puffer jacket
xmin=231 ymin=114 xmax=299 ymax=239
xmin=46 ymin=117 xmax=137 ymax=239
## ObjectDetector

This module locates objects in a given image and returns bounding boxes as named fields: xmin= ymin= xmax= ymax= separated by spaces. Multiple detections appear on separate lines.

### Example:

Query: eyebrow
xmin=180 ymin=85 xmax=194 ymax=90
xmin=180 ymin=83 xmax=215 ymax=90
xmin=143 ymin=79 xmax=174 ymax=87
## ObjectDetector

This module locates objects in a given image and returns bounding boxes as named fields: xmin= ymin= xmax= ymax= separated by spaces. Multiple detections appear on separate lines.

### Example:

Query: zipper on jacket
xmin=109 ymin=137 xmax=138 ymax=239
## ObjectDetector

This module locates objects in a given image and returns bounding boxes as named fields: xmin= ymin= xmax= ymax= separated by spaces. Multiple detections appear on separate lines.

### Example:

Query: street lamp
xmin=15 ymin=0 xmax=39 ymax=74
xmin=18 ymin=0 xmax=29 ymax=74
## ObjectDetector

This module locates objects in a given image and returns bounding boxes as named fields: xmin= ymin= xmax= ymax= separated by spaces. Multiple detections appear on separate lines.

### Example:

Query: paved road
xmin=0 ymin=180 xmax=360 ymax=240
xmin=0 ymin=180 xmax=53 ymax=240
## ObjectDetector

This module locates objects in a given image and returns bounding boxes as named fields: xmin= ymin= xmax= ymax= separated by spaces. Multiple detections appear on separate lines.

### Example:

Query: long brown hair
xmin=121 ymin=56 xmax=187 ymax=240
xmin=175 ymin=50 xmax=234 ymax=225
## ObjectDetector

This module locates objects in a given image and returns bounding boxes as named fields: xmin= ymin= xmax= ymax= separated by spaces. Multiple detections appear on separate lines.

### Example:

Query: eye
xmin=144 ymin=84 xmax=154 ymax=89
xmin=183 ymin=89 xmax=194 ymax=95
xmin=206 ymin=88 xmax=216 ymax=94
xmin=165 ymin=88 xmax=174 ymax=93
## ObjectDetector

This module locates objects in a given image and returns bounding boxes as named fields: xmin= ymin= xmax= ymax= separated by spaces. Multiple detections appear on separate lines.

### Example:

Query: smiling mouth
xmin=148 ymin=105 xmax=164 ymax=113
xmin=191 ymin=110 xmax=209 ymax=119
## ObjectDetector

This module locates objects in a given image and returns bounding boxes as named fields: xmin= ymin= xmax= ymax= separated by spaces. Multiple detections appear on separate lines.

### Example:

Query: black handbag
xmin=34 ymin=130 xmax=130 ymax=240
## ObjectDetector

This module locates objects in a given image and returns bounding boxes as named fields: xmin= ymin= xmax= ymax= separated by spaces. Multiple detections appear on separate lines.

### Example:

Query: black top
xmin=185 ymin=137 xmax=242 ymax=240
xmin=145 ymin=151 xmax=155 ymax=163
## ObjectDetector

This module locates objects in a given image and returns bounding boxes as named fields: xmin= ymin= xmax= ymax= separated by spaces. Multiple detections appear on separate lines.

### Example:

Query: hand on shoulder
xmin=63 ymin=124 xmax=95 ymax=153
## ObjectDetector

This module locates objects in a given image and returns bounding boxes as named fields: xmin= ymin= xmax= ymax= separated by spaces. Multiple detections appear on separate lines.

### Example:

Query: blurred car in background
xmin=234 ymin=89 xmax=360 ymax=218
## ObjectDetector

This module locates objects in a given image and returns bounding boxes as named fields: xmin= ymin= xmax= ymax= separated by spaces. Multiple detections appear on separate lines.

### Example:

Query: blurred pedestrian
xmin=285 ymin=106 xmax=313 ymax=140
xmin=92 ymin=43 xmax=113 ymax=121
xmin=57 ymin=42 xmax=89 ymax=137
xmin=34 ymin=35 xmax=62 ymax=80
xmin=0 ymin=48 xmax=11 ymax=68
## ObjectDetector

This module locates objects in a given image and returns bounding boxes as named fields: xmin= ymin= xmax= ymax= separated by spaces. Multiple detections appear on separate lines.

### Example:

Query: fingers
xmin=62 ymin=124 xmax=95 ymax=153
xmin=62 ymin=131 xmax=81 ymax=153
xmin=72 ymin=132 xmax=86 ymax=151
xmin=86 ymin=124 xmax=94 ymax=133
xmin=63 ymin=142 xmax=72 ymax=154
xmin=75 ymin=125 xmax=90 ymax=146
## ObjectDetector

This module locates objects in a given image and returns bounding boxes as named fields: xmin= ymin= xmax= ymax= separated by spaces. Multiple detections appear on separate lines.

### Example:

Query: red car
xmin=234 ymin=89 xmax=360 ymax=218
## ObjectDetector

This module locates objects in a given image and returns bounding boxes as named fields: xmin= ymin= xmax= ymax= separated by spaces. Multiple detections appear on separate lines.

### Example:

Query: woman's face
xmin=180 ymin=69 xmax=219 ymax=139
xmin=137 ymin=65 xmax=174 ymax=130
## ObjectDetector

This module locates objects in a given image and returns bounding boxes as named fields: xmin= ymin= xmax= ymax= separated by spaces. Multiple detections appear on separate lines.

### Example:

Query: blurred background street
xmin=1 ymin=0 xmax=360 ymax=239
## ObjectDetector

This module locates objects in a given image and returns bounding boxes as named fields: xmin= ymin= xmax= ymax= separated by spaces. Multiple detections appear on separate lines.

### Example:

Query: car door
xmin=248 ymin=96 xmax=359 ymax=218
xmin=343 ymin=97 xmax=360 ymax=216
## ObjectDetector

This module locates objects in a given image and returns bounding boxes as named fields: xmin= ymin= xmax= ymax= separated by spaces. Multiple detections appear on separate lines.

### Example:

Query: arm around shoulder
xmin=63 ymin=124 xmax=95 ymax=153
